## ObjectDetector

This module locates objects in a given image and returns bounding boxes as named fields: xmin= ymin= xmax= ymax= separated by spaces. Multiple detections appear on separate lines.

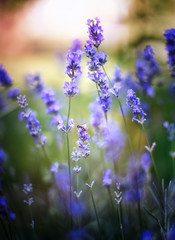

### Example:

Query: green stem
xmin=118 ymin=203 xmax=124 ymax=240
xmin=141 ymin=123 xmax=159 ymax=183
xmin=107 ymin=187 xmax=117 ymax=226
xmin=66 ymin=96 xmax=73 ymax=227
xmin=90 ymin=189 xmax=101 ymax=238
xmin=84 ymin=161 xmax=101 ymax=238
xmin=117 ymin=98 xmax=133 ymax=153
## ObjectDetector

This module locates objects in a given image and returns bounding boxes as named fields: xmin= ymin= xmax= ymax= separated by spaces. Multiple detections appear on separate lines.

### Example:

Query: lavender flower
xmin=65 ymin=48 xmax=82 ymax=80
xmin=25 ymin=73 xmax=44 ymax=93
xmin=164 ymin=28 xmax=175 ymax=76
xmin=85 ymin=18 xmax=111 ymax=113
xmin=22 ymin=184 xmax=33 ymax=195
xmin=77 ymin=124 xmax=90 ymax=158
xmin=163 ymin=121 xmax=175 ymax=141
xmin=0 ymin=65 xmax=13 ymax=87
xmin=41 ymin=88 xmax=61 ymax=114
xmin=126 ymin=89 xmax=146 ymax=124
xmin=17 ymin=95 xmax=28 ymax=109
xmin=135 ymin=46 xmax=160 ymax=96
xmin=102 ymin=169 xmax=112 ymax=187
xmin=50 ymin=162 xmax=59 ymax=173
xmin=87 ymin=17 xmax=104 ymax=48
xmin=57 ymin=118 xmax=74 ymax=133
xmin=63 ymin=81 xmax=79 ymax=97
xmin=114 ymin=183 xmax=122 ymax=205
xmin=24 ymin=197 xmax=34 ymax=206
xmin=7 ymin=87 xmax=20 ymax=99
xmin=18 ymin=96 xmax=46 ymax=146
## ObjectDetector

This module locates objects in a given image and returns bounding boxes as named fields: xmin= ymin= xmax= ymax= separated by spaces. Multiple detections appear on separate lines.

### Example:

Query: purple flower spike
xmin=65 ymin=49 xmax=82 ymax=80
xmin=102 ymin=169 xmax=112 ymax=187
xmin=63 ymin=81 xmax=79 ymax=97
xmin=87 ymin=17 xmax=104 ymax=48
xmin=17 ymin=95 xmax=28 ymax=109
xmin=126 ymin=89 xmax=146 ymax=124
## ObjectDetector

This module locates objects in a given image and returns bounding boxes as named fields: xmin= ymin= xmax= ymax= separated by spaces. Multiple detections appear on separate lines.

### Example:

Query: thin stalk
xmin=41 ymin=145 xmax=52 ymax=166
xmin=117 ymin=98 xmax=133 ymax=153
xmin=141 ymin=123 xmax=159 ymax=183
xmin=137 ymin=199 xmax=143 ymax=236
xmin=117 ymin=203 xmax=124 ymax=240
xmin=84 ymin=161 xmax=101 ymax=238
xmin=107 ymin=187 xmax=117 ymax=226
xmin=66 ymin=96 xmax=72 ymax=227
xmin=89 ymin=189 xmax=101 ymax=238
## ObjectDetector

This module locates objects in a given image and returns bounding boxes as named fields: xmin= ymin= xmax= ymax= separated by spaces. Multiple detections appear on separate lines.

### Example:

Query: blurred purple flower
xmin=102 ymin=169 xmax=112 ymax=187
xmin=0 ymin=65 xmax=13 ymax=87
xmin=7 ymin=87 xmax=20 ymax=99
xmin=25 ymin=73 xmax=44 ymax=93
xmin=164 ymin=28 xmax=175 ymax=76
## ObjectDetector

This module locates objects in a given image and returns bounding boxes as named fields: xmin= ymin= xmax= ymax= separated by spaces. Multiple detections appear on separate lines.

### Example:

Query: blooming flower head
xmin=87 ymin=17 xmax=104 ymax=48
xmin=65 ymin=49 xmax=82 ymax=80
xmin=126 ymin=89 xmax=146 ymax=124
xmin=77 ymin=124 xmax=90 ymax=158
xmin=0 ymin=65 xmax=13 ymax=87
xmin=17 ymin=95 xmax=28 ymax=109
xmin=18 ymin=96 xmax=46 ymax=146
xmin=63 ymin=81 xmax=79 ymax=97
xmin=164 ymin=28 xmax=175 ymax=76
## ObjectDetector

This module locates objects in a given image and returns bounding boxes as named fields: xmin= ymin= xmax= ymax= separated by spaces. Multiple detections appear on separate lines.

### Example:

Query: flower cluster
xmin=164 ymin=28 xmax=175 ymax=76
xmin=17 ymin=95 xmax=46 ymax=146
xmin=135 ymin=46 xmax=160 ymax=96
xmin=126 ymin=89 xmax=146 ymax=124
xmin=63 ymin=40 xmax=82 ymax=97
xmin=23 ymin=183 xmax=34 ymax=206
xmin=87 ymin=17 xmax=104 ymax=48
xmin=41 ymin=88 xmax=61 ymax=115
xmin=85 ymin=18 xmax=111 ymax=113
xmin=25 ymin=73 xmax=62 ymax=126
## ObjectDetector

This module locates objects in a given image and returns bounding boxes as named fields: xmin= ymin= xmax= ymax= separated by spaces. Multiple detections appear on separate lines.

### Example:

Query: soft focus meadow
xmin=1 ymin=4 xmax=175 ymax=240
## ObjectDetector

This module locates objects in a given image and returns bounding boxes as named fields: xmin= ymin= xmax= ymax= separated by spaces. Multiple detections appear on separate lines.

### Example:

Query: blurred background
xmin=0 ymin=0 xmax=175 ymax=88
